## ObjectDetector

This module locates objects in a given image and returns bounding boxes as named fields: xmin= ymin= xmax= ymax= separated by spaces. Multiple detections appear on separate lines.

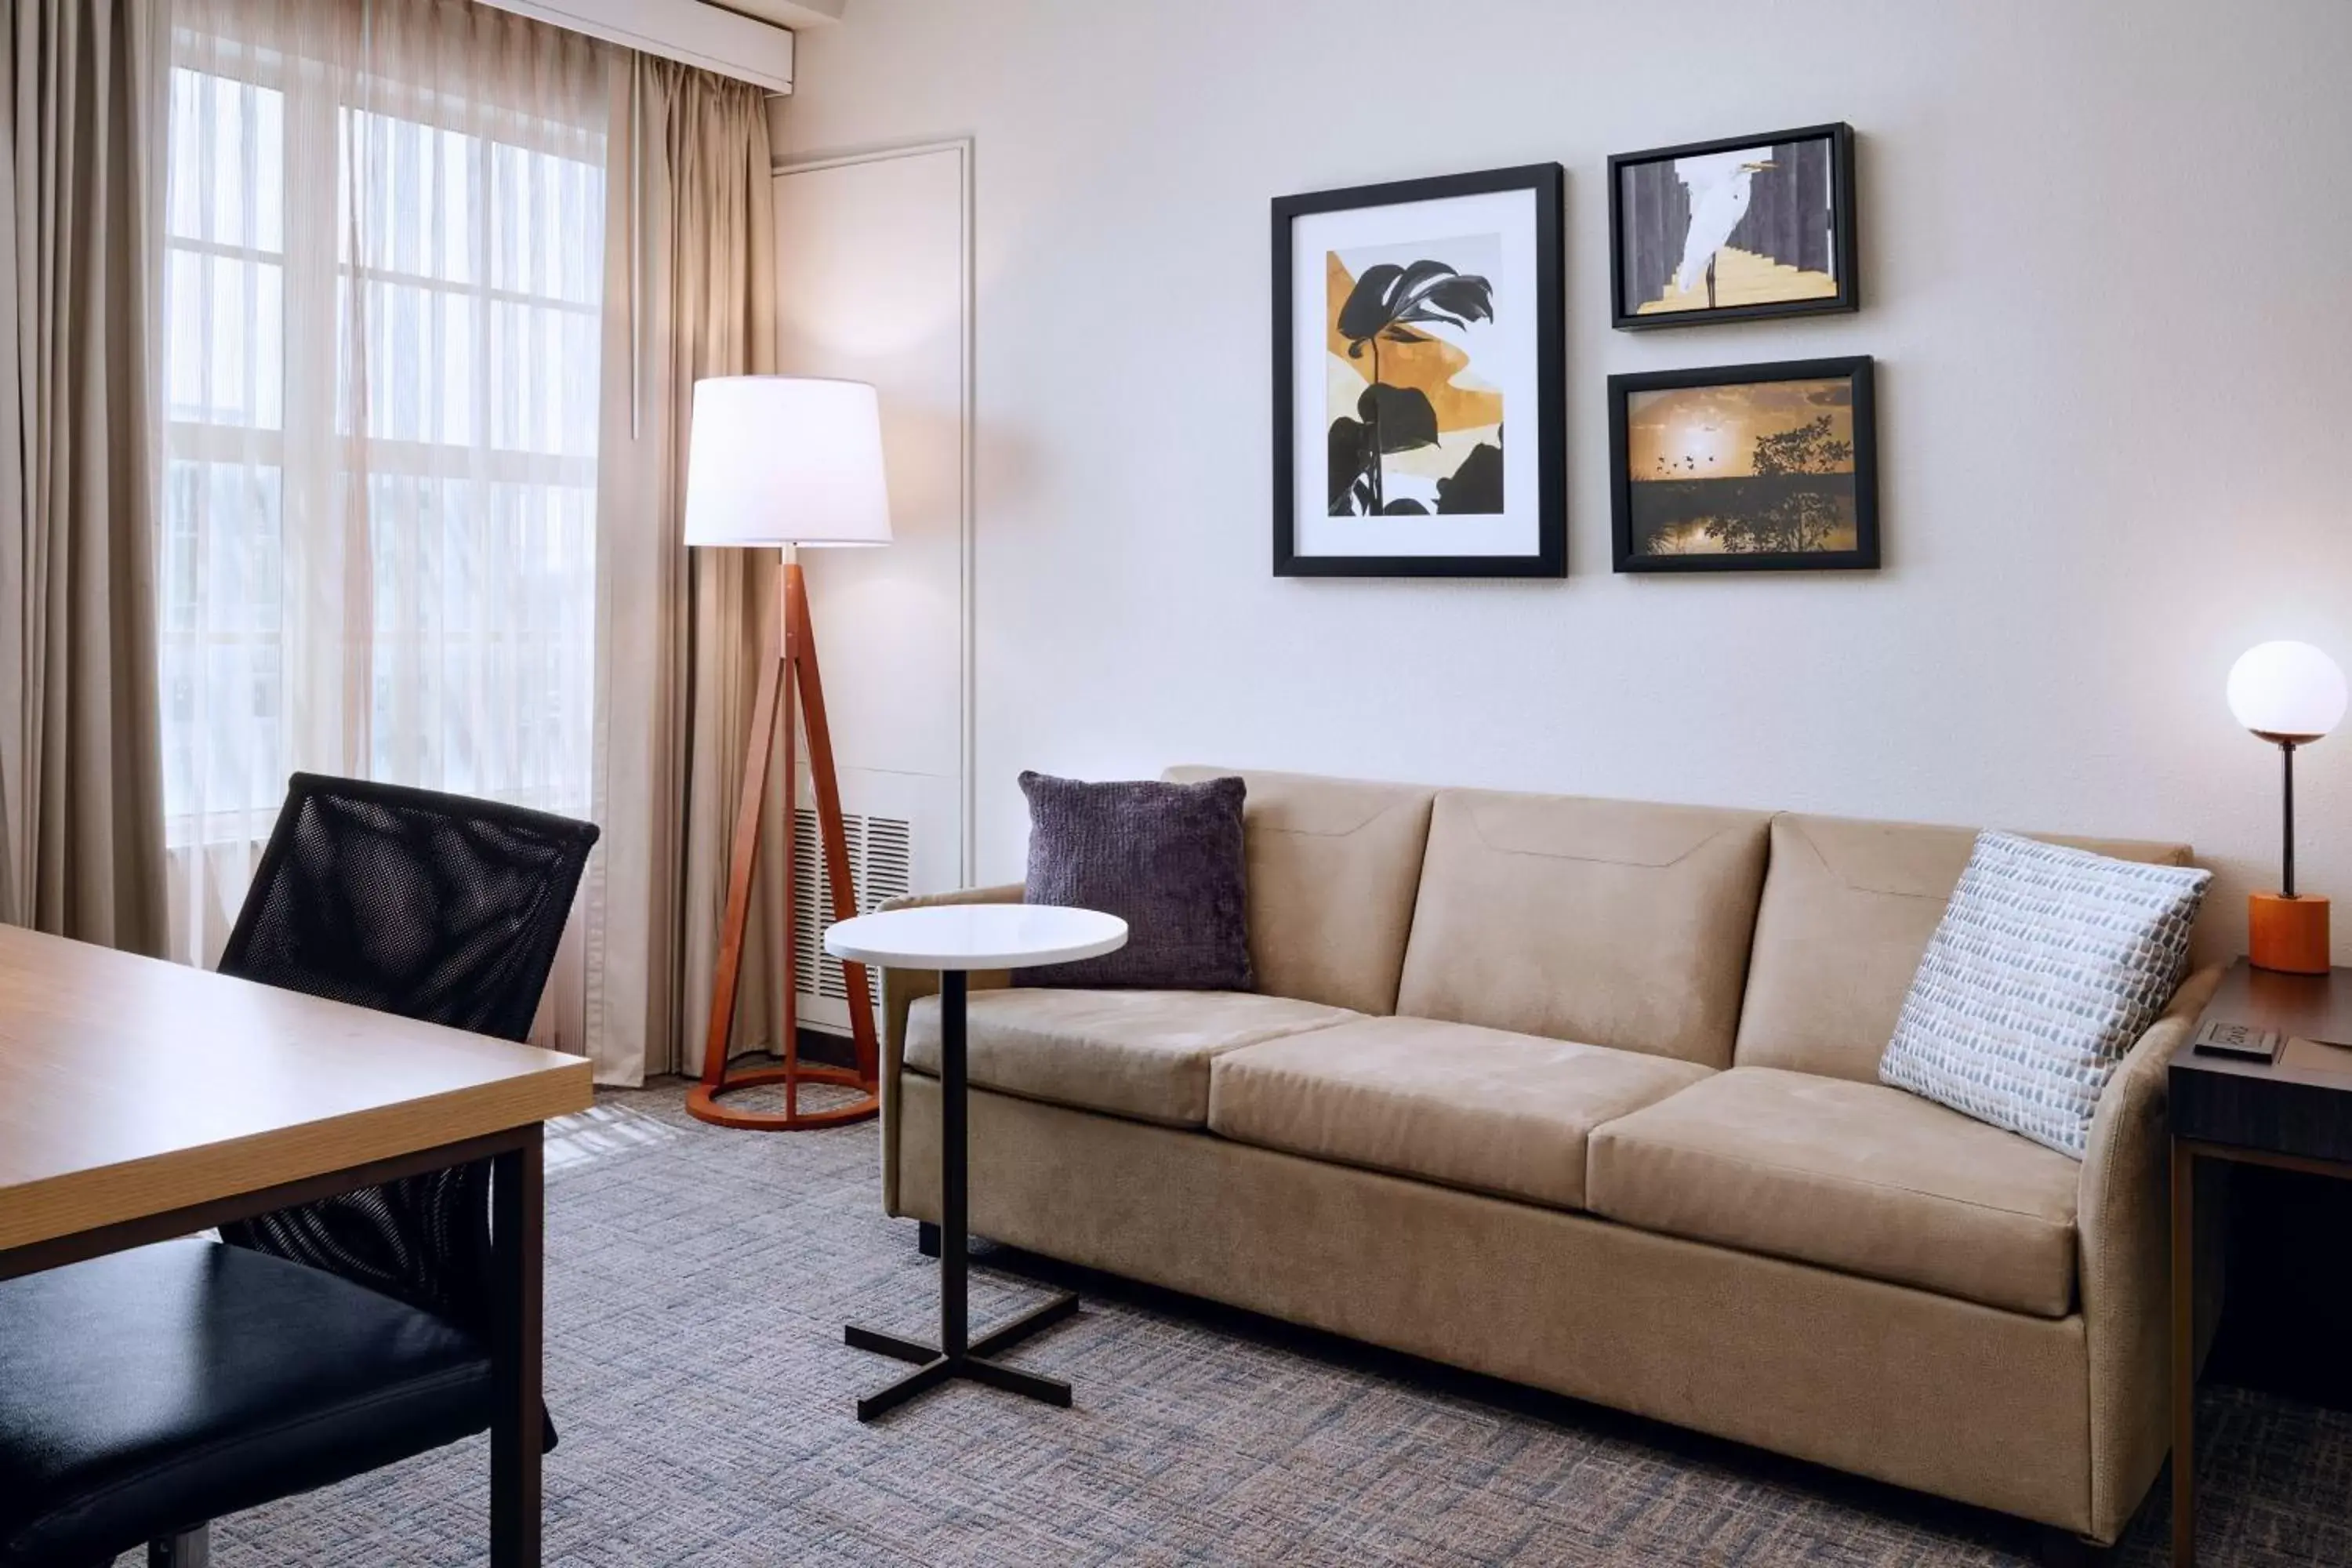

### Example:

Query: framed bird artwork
xmin=1609 ymin=124 xmax=1858 ymax=329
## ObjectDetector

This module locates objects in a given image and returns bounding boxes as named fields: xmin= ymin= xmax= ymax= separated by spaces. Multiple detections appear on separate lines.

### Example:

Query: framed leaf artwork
xmin=1272 ymin=164 xmax=1565 ymax=577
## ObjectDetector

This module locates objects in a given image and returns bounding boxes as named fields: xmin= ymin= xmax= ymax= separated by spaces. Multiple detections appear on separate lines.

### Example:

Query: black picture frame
xmin=1609 ymin=123 xmax=1858 ymax=331
xmin=1272 ymin=163 xmax=1566 ymax=578
xmin=1608 ymin=356 xmax=1879 ymax=573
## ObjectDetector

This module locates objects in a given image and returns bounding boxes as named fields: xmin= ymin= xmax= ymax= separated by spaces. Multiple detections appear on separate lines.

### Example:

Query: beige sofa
xmin=877 ymin=768 xmax=2222 ymax=1548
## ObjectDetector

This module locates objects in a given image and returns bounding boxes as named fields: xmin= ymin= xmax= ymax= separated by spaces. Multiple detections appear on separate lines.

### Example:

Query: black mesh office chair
xmin=0 ymin=775 xmax=597 ymax=1568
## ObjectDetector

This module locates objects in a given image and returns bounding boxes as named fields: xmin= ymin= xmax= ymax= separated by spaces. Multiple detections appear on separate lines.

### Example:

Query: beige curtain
xmin=584 ymin=59 xmax=781 ymax=1085
xmin=0 ymin=0 xmax=172 ymax=953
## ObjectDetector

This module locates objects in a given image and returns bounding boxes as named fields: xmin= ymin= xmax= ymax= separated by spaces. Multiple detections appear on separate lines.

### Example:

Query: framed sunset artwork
xmin=1609 ymin=357 xmax=1878 ymax=572
xmin=1272 ymin=164 xmax=1565 ymax=577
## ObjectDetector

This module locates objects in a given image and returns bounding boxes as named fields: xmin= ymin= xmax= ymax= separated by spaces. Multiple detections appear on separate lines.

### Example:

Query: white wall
xmin=773 ymin=0 xmax=2352 ymax=963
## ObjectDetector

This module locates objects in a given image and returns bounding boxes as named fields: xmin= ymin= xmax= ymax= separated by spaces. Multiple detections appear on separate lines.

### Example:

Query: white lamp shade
xmin=2227 ymin=641 xmax=2348 ymax=742
xmin=682 ymin=376 xmax=892 ymax=547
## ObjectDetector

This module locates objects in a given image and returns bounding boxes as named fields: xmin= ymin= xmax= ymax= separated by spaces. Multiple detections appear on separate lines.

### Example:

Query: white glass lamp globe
xmin=2227 ymin=641 xmax=2347 ymax=744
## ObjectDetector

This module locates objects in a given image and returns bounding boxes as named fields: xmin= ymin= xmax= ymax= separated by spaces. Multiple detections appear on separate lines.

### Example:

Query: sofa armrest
xmin=875 ymin=883 xmax=1023 ymax=1214
xmin=2077 ymin=961 xmax=2225 ymax=1542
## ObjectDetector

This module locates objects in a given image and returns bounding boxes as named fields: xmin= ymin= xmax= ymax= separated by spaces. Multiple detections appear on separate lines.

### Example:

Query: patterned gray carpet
xmin=180 ymin=1081 xmax=2348 ymax=1566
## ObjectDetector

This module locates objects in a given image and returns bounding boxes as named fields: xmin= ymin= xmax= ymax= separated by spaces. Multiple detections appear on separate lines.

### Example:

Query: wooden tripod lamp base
xmin=679 ymin=376 xmax=895 ymax=1133
xmin=689 ymin=557 xmax=882 ymax=1131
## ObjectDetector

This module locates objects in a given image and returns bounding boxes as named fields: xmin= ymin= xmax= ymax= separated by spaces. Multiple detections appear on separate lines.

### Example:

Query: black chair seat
xmin=0 ymin=1239 xmax=492 ymax=1566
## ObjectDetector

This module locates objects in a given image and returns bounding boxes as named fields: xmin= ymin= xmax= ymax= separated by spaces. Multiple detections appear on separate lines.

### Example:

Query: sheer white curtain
xmin=160 ymin=0 xmax=609 ymax=1036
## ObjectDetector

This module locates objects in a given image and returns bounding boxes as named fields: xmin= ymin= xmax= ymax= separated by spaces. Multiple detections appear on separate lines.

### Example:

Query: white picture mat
xmin=1290 ymin=187 xmax=1541 ymax=558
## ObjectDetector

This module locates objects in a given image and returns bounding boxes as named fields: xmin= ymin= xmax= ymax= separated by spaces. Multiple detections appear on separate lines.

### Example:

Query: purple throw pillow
xmin=1015 ymin=771 xmax=1251 ymax=990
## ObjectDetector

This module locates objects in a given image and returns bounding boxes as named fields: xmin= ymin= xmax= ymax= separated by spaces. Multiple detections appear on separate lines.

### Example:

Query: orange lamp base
xmin=2249 ymin=891 xmax=2331 ymax=975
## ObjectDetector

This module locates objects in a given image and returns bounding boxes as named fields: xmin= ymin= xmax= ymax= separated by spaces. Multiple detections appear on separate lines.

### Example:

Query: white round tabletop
xmin=823 ymin=902 xmax=1128 ymax=972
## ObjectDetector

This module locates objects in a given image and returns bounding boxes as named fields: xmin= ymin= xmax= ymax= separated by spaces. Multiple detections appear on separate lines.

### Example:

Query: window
xmin=161 ymin=12 xmax=608 ymax=962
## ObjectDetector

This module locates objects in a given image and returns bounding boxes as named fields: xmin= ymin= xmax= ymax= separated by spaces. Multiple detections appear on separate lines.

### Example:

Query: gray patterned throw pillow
xmin=1879 ymin=830 xmax=2211 ymax=1159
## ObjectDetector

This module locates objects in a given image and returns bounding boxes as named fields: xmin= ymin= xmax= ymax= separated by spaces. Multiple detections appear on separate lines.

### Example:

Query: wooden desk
xmin=0 ymin=924 xmax=592 ymax=1565
xmin=2169 ymin=959 xmax=2352 ymax=1567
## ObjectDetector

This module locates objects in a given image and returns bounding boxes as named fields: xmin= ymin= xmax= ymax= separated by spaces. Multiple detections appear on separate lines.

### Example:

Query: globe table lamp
xmin=683 ymin=376 xmax=892 ymax=1129
xmin=2227 ymin=640 xmax=2348 ymax=975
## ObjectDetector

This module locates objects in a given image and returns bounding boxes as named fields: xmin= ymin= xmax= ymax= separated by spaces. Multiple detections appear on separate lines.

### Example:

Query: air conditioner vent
xmin=791 ymin=808 xmax=913 ymax=1011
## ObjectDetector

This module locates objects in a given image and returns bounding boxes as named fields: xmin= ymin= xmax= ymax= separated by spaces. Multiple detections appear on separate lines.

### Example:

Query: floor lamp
xmin=682 ymin=376 xmax=892 ymax=1130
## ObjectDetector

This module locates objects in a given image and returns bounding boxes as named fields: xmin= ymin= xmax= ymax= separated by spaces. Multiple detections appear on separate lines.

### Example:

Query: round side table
xmin=824 ymin=902 xmax=1127 ymax=1420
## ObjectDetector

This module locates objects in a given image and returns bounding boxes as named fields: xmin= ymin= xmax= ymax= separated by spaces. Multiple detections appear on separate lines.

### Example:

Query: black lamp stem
xmin=2281 ymin=740 xmax=2298 ymax=900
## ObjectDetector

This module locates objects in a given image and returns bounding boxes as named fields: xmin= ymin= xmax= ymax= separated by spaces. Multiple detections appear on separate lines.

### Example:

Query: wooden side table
xmin=2169 ymin=958 xmax=2352 ymax=1566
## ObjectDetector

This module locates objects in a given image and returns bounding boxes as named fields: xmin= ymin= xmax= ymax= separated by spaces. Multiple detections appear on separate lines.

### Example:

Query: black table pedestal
xmin=845 ymin=970 xmax=1079 ymax=1419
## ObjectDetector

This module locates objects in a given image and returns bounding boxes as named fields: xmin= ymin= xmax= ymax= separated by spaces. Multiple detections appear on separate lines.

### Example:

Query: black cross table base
xmin=844 ymin=971 xmax=1080 ymax=1418
xmin=844 ymin=1291 xmax=1078 ymax=1419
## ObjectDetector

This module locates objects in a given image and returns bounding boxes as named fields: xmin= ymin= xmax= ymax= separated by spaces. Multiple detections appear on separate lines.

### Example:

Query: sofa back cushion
xmin=1736 ymin=813 xmax=2196 ymax=1083
xmin=1163 ymin=766 xmax=1436 ymax=1014
xmin=1395 ymin=789 xmax=1772 ymax=1067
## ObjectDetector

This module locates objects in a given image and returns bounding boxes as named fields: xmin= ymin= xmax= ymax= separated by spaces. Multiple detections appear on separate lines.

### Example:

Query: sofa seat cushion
xmin=906 ymin=988 xmax=1357 ymax=1127
xmin=1587 ymin=1067 xmax=2082 ymax=1317
xmin=1207 ymin=1016 xmax=1715 ymax=1210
